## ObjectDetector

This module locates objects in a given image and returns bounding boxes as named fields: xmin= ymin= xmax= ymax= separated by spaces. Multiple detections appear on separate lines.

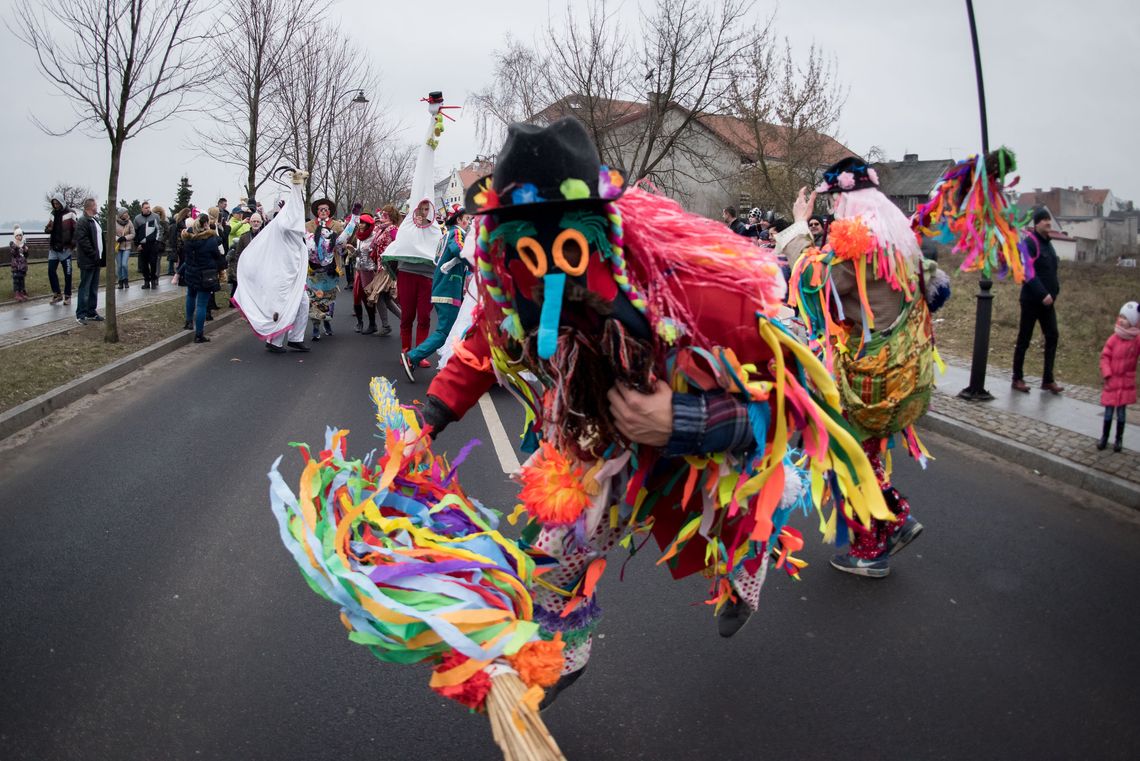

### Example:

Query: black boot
xmin=362 ymin=305 xmax=377 ymax=334
xmin=1114 ymin=419 xmax=1125 ymax=453
xmin=353 ymin=304 xmax=363 ymax=332
xmin=539 ymin=665 xmax=587 ymax=711
xmin=1098 ymin=419 xmax=1112 ymax=451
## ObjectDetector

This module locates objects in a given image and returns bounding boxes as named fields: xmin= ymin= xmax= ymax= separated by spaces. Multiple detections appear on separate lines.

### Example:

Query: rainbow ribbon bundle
xmin=268 ymin=378 xmax=565 ymax=717
xmin=913 ymin=146 xmax=1030 ymax=282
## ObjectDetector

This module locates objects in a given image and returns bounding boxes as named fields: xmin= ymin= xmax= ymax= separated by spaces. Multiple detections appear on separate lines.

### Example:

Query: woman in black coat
xmin=180 ymin=215 xmax=225 ymax=343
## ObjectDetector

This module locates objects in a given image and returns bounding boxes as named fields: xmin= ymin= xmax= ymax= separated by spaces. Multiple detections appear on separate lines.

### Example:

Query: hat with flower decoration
xmin=464 ymin=117 xmax=625 ymax=217
xmin=816 ymin=156 xmax=880 ymax=194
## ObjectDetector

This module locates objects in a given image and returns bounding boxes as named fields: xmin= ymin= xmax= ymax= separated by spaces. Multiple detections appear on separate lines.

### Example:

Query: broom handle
xmin=485 ymin=674 xmax=568 ymax=761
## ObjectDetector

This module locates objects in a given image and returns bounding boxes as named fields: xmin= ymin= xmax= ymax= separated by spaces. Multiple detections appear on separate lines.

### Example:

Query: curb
xmin=918 ymin=411 xmax=1140 ymax=509
xmin=0 ymin=309 xmax=241 ymax=441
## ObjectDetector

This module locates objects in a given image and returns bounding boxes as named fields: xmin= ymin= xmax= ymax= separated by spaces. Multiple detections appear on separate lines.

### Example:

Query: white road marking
xmin=479 ymin=394 xmax=521 ymax=474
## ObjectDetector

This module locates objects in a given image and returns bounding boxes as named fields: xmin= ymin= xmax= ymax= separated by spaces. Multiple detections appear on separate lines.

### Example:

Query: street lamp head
xmin=352 ymin=90 xmax=368 ymax=105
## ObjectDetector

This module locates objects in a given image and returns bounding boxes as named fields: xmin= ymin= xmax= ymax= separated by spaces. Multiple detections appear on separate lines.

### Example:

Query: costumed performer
xmin=362 ymin=204 xmax=402 ymax=336
xmin=401 ymin=204 xmax=471 ymax=379
xmin=232 ymin=168 xmax=313 ymax=354
xmin=306 ymin=197 xmax=358 ymax=341
xmin=349 ymin=212 xmax=382 ymax=335
xmin=784 ymin=157 xmax=948 ymax=578
xmin=416 ymin=118 xmax=892 ymax=705
xmin=382 ymin=92 xmax=449 ymax=364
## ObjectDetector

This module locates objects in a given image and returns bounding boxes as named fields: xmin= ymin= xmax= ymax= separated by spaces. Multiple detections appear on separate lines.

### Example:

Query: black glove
xmin=117 ymin=236 xmax=126 ymax=243
xmin=420 ymin=395 xmax=458 ymax=439
xmin=351 ymin=202 xmax=363 ymax=216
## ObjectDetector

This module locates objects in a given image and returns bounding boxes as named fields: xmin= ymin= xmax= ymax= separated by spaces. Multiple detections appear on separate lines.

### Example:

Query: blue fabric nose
xmin=537 ymin=273 xmax=566 ymax=359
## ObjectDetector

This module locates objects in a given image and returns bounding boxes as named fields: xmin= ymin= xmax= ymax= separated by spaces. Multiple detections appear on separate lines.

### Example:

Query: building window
xmin=907 ymin=197 xmax=916 ymax=213
xmin=739 ymin=195 xmax=751 ymax=210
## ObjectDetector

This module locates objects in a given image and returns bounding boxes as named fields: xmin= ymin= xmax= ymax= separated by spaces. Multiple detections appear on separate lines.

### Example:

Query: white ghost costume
xmin=233 ymin=178 xmax=309 ymax=345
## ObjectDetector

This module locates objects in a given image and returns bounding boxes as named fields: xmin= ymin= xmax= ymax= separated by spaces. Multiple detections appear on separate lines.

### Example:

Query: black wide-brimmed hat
xmin=310 ymin=197 xmax=336 ymax=216
xmin=816 ymin=156 xmax=879 ymax=194
xmin=465 ymin=117 xmax=626 ymax=216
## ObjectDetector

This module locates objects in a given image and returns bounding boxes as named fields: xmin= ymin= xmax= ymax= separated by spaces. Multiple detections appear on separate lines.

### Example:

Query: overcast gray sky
xmin=2 ymin=0 xmax=1137 ymax=224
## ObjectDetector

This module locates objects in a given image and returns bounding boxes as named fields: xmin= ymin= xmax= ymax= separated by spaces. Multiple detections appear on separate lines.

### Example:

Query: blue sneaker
xmin=888 ymin=516 xmax=924 ymax=556
xmin=830 ymin=552 xmax=889 ymax=578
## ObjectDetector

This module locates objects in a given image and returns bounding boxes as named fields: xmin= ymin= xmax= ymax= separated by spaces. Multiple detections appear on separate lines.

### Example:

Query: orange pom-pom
xmin=828 ymin=218 xmax=876 ymax=262
xmin=516 ymin=443 xmax=593 ymax=525
xmin=508 ymin=633 xmax=566 ymax=688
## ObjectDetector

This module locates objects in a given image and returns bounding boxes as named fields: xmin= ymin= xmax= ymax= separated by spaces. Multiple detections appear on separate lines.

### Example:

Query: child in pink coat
xmin=1098 ymin=301 xmax=1140 ymax=452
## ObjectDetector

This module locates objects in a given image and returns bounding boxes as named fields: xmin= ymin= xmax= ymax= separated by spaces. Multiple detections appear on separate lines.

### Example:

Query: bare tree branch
xmin=11 ymin=0 xmax=210 ymax=342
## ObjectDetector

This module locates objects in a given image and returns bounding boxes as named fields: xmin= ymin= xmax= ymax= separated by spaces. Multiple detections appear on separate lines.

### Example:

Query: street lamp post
xmin=320 ymin=88 xmax=369 ymax=213
xmin=958 ymin=0 xmax=996 ymax=402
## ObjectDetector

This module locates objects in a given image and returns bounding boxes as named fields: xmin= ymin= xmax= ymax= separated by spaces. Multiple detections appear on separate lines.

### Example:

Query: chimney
xmin=903 ymin=153 xmax=918 ymax=162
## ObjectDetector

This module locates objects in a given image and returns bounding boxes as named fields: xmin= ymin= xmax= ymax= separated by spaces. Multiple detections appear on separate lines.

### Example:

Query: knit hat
xmin=12 ymin=225 xmax=23 ymax=239
xmin=1120 ymin=301 xmax=1140 ymax=327
xmin=1032 ymin=207 xmax=1051 ymax=225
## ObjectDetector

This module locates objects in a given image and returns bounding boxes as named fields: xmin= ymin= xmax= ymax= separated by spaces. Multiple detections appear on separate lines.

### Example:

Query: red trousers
xmin=397 ymin=270 xmax=432 ymax=352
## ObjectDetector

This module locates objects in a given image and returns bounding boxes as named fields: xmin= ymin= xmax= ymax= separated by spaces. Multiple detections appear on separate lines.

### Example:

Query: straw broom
xmin=485 ymin=674 xmax=567 ymax=761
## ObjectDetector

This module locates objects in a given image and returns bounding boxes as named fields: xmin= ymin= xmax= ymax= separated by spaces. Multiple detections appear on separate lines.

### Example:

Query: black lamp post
xmin=958 ymin=0 xmax=996 ymax=402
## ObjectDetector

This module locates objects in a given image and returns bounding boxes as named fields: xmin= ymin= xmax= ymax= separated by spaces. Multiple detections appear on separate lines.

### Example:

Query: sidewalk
xmin=930 ymin=359 xmax=1140 ymax=489
xmin=0 ymin=275 xmax=181 ymax=350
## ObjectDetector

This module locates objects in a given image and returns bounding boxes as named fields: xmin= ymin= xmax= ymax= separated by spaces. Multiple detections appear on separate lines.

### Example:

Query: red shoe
xmin=418 ymin=358 xmax=432 ymax=368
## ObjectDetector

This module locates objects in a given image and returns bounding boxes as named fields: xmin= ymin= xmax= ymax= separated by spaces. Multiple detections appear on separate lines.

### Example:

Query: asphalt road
xmin=2 ymin=292 xmax=1139 ymax=761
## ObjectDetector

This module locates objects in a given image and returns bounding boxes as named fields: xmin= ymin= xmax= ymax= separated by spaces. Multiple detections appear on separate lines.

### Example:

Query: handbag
xmin=835 ymin=295 xmax=934 ymax=439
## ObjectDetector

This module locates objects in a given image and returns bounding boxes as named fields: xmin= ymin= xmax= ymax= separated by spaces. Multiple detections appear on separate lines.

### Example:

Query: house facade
xmin=435 ymin=159 xmax=496 ymax=215
xmin=1016 ymin=186 xmax=1137 ymax=262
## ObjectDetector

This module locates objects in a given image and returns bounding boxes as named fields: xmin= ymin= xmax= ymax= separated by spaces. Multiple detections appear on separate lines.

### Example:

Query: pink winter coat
xmin=1099 ymin=333 xmax=1140 ymax=406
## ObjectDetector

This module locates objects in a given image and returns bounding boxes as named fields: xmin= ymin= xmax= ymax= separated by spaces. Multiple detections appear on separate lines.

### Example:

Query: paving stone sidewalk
xmin=931 ymin=371 xmax=1140 ymax=487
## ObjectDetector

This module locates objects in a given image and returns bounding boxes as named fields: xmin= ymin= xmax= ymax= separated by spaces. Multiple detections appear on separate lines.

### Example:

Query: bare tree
xmin=44 ymin=182 xmax=94 ymax=212
xmin=368 ymin=143 xmax=417 ymax=207
xmin=273 ymin=42 xmax=379 ymax=212
xmin=14 ymin=0 xmax=209 ymax=342
xmin=196 ymin=0 xmax=329 ymax=200
xmin=469 ymin=35 xmax=558 ymax=152
xmin=470 ymin=0 xmax=754 ymax=200
xmin=729 ymin=31 xmax=848 ymax=216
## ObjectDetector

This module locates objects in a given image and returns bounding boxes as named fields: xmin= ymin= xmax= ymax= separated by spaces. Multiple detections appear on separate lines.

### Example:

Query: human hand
xmin=351 ymin=202 xmax=363 ymax=215
xmin=1043 ymin=295 xmax=1054 ymax=306
xmin=607 ymin=379 xmax=673 ymax=447
xmin=793 ymin=186 xmax=817 ymax=224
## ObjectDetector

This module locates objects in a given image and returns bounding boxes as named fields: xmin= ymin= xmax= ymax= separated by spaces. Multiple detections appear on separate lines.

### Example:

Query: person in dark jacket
xmin=168 ymin=208 xmax=190 ymax=275
xmin=400 ymin=207 xmax=470 ymax=380
xmin=73 ymin=198 xmax=104 ymax=325
xmin=721 ymin=206 xmax=749 ymax=236
xmin=133 ymin=201 xmax=163 ymax=289
xmin=1012 ymin=208 xmax=1064 ymax=394
xmin=45 ymin=192 xmax=76 ymax=305
xmin=180 ymin=214 xmax=225 ymax=343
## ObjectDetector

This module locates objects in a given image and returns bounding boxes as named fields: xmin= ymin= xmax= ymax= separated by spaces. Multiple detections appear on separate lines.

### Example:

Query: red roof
xmin=458 ymin=161 xmax=495 ymax=190
xmin=534 ymin=96 xmax=854 ymax=164
xmin=696 ymin=113 xmax=853 ymax=164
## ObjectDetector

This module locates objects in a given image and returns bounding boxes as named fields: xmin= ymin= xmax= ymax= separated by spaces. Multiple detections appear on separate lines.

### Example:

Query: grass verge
xmin=935 ymin=261 xmax=1140 ymax=388
xmin=0 ymin=297 xmax=189 ymax=413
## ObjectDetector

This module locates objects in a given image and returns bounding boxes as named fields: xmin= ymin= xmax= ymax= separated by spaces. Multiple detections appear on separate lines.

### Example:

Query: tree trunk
xmin=103 ymin=139 xmax=123 ymax=343
xmin=246 ymin=81 xmax=260 ymax=200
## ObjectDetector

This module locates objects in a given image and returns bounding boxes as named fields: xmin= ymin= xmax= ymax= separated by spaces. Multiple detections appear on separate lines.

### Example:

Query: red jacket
xmin=1100 ymin=333 xmax=1140 ymax=407
xmin=426 ymin=273 xmax=781 ymax=580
